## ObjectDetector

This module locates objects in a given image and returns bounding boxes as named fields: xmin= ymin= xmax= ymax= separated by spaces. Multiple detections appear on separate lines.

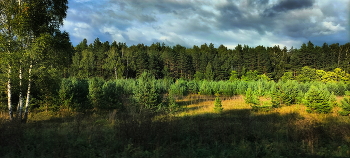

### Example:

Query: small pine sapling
xmin=213 ymin=94 xmax=223 ymax=113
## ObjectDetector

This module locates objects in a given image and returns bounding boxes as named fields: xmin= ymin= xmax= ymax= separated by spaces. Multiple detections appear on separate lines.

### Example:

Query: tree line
xmin=70 ymin=38 xmax=350 ymax=81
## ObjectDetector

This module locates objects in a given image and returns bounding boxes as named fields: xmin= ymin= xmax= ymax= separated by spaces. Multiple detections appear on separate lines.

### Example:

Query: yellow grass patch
xmin=175 ymin=95 xmax=350 ymax=124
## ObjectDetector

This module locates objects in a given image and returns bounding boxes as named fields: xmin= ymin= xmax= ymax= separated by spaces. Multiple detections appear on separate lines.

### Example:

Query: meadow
xmin=1 ymin=93 xmax=350 ymax=158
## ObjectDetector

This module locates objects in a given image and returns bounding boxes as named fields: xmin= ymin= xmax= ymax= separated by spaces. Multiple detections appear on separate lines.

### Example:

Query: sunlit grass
xmin=175 ymin=95 xmax=349 ymax=123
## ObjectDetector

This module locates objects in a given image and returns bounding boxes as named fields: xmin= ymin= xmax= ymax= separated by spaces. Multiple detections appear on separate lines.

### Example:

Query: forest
xmin=2 ymin=0 xmax=350 ymax=157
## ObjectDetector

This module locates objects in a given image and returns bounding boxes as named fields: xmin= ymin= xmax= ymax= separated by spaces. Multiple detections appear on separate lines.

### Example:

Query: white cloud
xmin=321 ymin=21 xmax=346 ymax=34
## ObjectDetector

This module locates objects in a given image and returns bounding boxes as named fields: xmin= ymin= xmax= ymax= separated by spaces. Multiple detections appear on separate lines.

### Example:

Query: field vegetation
xmin=1 ymin=73 xmax=350 ymax=157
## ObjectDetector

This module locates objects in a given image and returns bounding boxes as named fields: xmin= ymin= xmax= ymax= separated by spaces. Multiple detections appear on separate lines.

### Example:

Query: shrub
xmin=169 ymin=79 xmax=188 ymax=96
xmin=187 ymin=80 xmax=199 ymax=94
xmin=199 ymin=80 xmax=214 ymax=95
xmin=59 ymin=78 xmax=91 ymax=112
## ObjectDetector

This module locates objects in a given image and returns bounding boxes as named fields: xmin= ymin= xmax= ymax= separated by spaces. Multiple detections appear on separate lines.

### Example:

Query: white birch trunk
xmin=7 ymin=65 xmax=13 ymax=120
xmin=23 ymin=63 xmax=32 ymax=122
xmin=18 ymin=67 xmax=23 ymax=120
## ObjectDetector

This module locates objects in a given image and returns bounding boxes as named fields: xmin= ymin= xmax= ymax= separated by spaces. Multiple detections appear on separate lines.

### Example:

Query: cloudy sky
xmin=61 ymin=0 xmax=349 ymax=49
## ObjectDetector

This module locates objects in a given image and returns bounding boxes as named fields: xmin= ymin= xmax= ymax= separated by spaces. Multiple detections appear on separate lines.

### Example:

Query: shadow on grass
xmin=1 ymin=108 xmax=350 ymax=158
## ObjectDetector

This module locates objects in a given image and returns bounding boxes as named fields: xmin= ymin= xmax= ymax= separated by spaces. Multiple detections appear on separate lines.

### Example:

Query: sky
xmin=61 ymin=0 xmax=349 ymax=49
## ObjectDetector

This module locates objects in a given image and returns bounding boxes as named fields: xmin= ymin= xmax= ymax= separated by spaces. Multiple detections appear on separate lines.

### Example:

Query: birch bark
xmin=7 ymin=65 xmax=13 ymax=120
xmin=23 ymin=63 xmax=32 ymax=122
xmin=18 ymin=66 xmax=23 ymax=120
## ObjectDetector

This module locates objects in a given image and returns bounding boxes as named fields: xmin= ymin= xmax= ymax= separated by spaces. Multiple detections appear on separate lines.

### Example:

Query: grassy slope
xmin=0 ymin=95 xmax=350 ymax=157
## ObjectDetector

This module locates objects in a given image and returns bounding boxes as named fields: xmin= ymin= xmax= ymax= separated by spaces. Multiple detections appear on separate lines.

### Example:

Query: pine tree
xmin=303 ymin=85 xmax=333 ymax=114
xmin=133 ymin=72 xmax=163 ymax=112
xmin=245 ymin=87 xmax=260 ymax=106
xmin=213 ymin=94 xmax=223 ymax=113
xmin=339 ymin=97 xmax=350 ymax=116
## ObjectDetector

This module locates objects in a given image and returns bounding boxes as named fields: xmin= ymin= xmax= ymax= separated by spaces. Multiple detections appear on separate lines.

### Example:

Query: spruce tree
xmin=303 ymin=85 xmax=333 ymax=114
xmin=213 ymin=94 xmax=223 ymax=113
xmin=339 ymin=97 xmax=350 ymax=116
xmin=133 ymin=72 xmax=163 ymax=112
xmin=245 ymin=87 xmax=260 ymax=106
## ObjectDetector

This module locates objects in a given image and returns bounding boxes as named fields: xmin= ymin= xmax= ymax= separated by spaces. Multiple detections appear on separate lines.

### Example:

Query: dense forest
xmin=70 ymin=39 xmax=350 ymax=81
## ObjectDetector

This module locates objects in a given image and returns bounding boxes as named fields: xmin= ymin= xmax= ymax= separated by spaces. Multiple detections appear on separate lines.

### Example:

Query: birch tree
xmin=0 ymin=0 xmax=68 ymax=121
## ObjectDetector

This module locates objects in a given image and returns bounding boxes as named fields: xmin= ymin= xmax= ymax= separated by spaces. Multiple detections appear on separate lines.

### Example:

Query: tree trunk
xmin=18 ymin=66 xmax=23 ymax=120
xmin=7 ymin=65 xmax=13 ymax=120
xmin=23 ymin=63 xmax=32 ymax=123
xmin=114 ymin=66 xmax=118 ymax=80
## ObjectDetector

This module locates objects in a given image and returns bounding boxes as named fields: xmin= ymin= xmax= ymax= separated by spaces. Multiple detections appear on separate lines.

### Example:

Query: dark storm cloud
xmin=263 ymin=0 xmax=315 ymax=17
xmin=215 ymin=1 xmax=274 ymax=34
xmin=62 ymin=0 xmax=349 ymax=48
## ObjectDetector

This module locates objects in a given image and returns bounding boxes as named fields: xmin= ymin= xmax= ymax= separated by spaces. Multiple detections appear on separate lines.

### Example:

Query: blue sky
xmin=61 ymin=0 xmax=349 ymax=49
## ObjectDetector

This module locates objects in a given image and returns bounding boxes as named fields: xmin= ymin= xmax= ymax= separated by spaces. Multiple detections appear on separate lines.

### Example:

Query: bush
xmin=199 ymin=80 xmax=214 ymax=95
xmin=303 ymin=85 xmax=334 ymax=114
xmin=187 ymin=80 xmax=199 ymax=94
xmin=59 ymin=78 xmax=91 ymax=112
xmin=169 ymin=79 xmax=188 ymax=96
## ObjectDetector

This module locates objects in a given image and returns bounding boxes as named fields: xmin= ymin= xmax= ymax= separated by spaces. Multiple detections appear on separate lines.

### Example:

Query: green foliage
xmin=303 ymin=85 xmax=334 ymax=114
xmin=339 ymin=97 xmax=350 ymax=116
xmin=88 ymin=78 xmax=104 ymax=109
xmin=280 ymin=71 xmax=294 ymax=81
xmin=241 ymin=70 xmax=258 ymax=81
xmin=59 ymin=78 xmax=91 ymax=112
xmin=193 ymin=71 xmax=205 ymax=81
xmin=199 ymin=80 xmax=214 ymax=95
xmin=296 ymin=66 xmax=318 ymax=82
xmin=271 ymin=80 xmax=300 ymax=107
xmin=229 ymin=70 xmax=239 ymax=82
xmin=133 ymin=72 xmax=163 ymax=111
xmin=245 ymin=87 xmax=260 ymax=106
xmin=100 ymin=80 xmax=124 ymax=110
xmin=257 ymin=74 xmax=271 ymax=81
xmin=235 ymin=80 xmax=248 ymax=95
xmin=187 ymin=80 xmax=199 ymax=94
xmin=205 ymin=62 xmax=214 ymax=81
xmin=169 ymin=79 xmax=188 ymax=96
xmin=213 ymin=95 xmax=223 ymax=113
xmin=218 ymin=81 xmax=236 ymax=96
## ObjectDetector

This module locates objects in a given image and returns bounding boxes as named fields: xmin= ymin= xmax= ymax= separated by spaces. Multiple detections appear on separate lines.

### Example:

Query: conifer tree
xmin=339 ymin=97 xmax=350 ymax=116
xmin=133 ymin=72 xmax=163 ymax=113
xmin=213 ymin=94 xmax=223 ymax=113
xmin=245 ymin=87 xmax=260 ymax=106
xmin=303 ymin=85 xmax=334 ymax=113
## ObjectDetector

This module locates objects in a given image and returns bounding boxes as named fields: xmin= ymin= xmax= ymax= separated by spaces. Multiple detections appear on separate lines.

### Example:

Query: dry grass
xmin=176 ymin=95 xmax=349 ymax=123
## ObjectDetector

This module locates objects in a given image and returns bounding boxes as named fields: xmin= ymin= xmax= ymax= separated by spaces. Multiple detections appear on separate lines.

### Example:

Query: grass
xmin=1 ymin=95 xmax=350 ymax=157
